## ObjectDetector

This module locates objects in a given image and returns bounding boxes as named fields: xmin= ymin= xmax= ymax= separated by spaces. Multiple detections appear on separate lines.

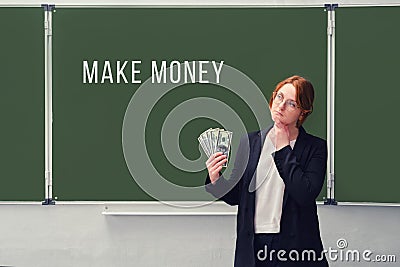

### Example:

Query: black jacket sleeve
xmin=273 ymin=138 xmax=327 ymax=207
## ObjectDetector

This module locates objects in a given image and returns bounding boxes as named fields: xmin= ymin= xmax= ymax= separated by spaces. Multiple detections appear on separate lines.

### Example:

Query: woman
xmin=205 ymin=75 xmax=329 ymax=267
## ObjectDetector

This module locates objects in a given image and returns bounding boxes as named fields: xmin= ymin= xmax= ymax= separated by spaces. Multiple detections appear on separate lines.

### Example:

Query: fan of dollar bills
xmin=198 ymin=128 xmax=232 ymax=167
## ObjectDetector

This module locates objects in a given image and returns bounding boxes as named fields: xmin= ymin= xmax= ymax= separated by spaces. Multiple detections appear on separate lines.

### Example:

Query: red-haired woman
xmin=206 ymin=76 xmax=329 ymax=267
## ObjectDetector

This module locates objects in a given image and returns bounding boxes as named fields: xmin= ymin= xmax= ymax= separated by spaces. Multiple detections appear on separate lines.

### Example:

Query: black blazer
xmin=205 ymin=126 xmax=329 ymax=267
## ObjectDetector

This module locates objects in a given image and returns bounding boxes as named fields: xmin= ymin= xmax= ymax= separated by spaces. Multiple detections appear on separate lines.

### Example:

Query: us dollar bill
xmin=198 ymin=128 xmax=232 ymax=167
xmin=216 ymin=130 xmax=232 ymax=167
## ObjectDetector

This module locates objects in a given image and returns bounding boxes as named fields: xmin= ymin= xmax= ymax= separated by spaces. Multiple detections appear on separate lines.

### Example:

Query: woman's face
xmin=270 ymin=83 xmax=302 ymax=127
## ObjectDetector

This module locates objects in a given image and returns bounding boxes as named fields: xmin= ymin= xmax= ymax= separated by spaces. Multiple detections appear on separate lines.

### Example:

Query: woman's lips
xmin=275 ymin=111 xmax=283 ymax=117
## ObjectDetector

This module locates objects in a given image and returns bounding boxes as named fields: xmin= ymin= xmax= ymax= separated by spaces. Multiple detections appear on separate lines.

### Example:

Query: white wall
xmin=0 ymin=202 xmax=398 ymax=267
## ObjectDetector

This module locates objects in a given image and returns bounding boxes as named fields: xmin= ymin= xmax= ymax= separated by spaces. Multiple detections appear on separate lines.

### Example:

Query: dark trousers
xmin=254 ymin=233 xmax=281 ymax=267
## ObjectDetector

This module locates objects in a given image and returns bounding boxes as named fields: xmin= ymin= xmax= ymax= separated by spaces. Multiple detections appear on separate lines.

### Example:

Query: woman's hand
xmin=274 ymin=119 xmax=290 ymax=151
xmin=206 ymin=152 xmax=227 ymax=184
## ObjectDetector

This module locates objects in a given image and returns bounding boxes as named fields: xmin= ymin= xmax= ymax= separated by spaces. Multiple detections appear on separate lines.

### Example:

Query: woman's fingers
xmin=206 ymin=153 xmax=226 ymax=168
xmin=274 ymin=119 xmax=286 ymax=130
xmin=209 ymin=157 xmax=227 ymax=172
xmin=206 ymin=152 xmax=222 ymax=165
xmin=206 ymin=152 xmax=227 ymax=183
xmin=209 ymin=158 xmax=227 ymax=182
xmin=211 ymin=165 xmax=224 ymax=177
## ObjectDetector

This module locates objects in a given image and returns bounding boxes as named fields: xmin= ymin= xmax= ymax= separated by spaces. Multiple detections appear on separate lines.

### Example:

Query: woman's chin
xmin=271 ymin=116 xmax=285 ymax=124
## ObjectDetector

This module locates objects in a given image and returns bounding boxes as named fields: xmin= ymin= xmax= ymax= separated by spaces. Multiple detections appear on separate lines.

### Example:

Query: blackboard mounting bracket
xmin=42 ymin=198 xmax=56 ymax=205
xmin=41 ymin=4 xmax=55 ymax=11
xmin=324 ymin=198 xmax=338 ymax=205
xmin=43 ymin=5 xmax=55 ymax=206
xmin=324 ymin=3 xmax=339 ymax=11
xmin=325 ymin=3 xmax=337 ymax=204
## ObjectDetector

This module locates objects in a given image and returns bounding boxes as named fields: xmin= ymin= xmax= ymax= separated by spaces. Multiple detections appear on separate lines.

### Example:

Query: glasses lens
xmin=288 ymin=101 xmax=297 ymax=110
xmin=275 ymin=93 xmax=282 ymax=103
xmin=274 ymin=92 xmax=299 ymax=110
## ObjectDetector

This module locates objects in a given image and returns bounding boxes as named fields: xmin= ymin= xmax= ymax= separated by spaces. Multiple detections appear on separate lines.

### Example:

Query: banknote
xmin=198 ymin=136 xmax=210 ymax=158
xmin=215 ymin=129 xmax=232 ymax=167
xmin=198 ymin=128 xmax=232 ymax=167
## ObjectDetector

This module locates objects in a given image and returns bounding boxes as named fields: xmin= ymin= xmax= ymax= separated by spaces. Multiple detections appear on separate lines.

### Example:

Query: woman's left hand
xmin=274 ymin=119 xmax=290 ymax=151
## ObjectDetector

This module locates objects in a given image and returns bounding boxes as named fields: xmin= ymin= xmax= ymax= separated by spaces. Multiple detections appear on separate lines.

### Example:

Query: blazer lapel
xmin=246 ymin=125 xmax=273 ymax=193
xmin=246 ymin=132 xmax=262 ymax=192
xmin=292 ymin=126 xmax=307 ymax=159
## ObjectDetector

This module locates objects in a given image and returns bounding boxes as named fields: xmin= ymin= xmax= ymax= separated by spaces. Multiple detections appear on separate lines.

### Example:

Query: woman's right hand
xmin=206 ymin=152 xmax=227 ymax=184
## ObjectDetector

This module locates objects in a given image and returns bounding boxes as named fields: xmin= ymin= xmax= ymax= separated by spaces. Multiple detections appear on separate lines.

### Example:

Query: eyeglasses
xmin=273 ymin=92 xmax=300 ymax=111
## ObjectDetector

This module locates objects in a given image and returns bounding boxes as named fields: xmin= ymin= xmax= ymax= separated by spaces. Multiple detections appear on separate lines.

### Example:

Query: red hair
xmin=269 ymin=75 xmax=314 ymax=127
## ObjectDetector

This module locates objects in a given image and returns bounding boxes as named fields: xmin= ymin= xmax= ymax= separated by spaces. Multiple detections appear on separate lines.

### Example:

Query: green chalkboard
xmin=0 ymin=8 xmax=44 ymax=201
xmin=3 ymin=7 xmax=399 ymax=203
xmin=335 ymin=7 xmax=400 ymax=203
xmin=52 ymin=8 xmax=327 ymax=201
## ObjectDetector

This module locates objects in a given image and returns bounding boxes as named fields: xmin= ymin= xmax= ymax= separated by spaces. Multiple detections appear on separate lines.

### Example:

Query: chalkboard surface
xmin=51 ymin=8 xmax=327 ymax=201
xmin=3 ymin=7 xmax=399 ymax=203
xmin=0 ymin=7 xmax=328 ymax=201
xmin=0 ymin=8 xmax=44 ymax=201
xmin=335 ymin=7 xmax=400 ymax=203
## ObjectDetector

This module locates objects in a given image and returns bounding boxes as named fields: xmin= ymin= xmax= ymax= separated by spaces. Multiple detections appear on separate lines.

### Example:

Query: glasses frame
xmin=273 ymin=91 xmax=301 ymax=111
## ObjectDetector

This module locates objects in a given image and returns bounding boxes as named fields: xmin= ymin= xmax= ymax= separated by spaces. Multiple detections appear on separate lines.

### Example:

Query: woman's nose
xmin=278 ymin=101 xmax=286 ymax=110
